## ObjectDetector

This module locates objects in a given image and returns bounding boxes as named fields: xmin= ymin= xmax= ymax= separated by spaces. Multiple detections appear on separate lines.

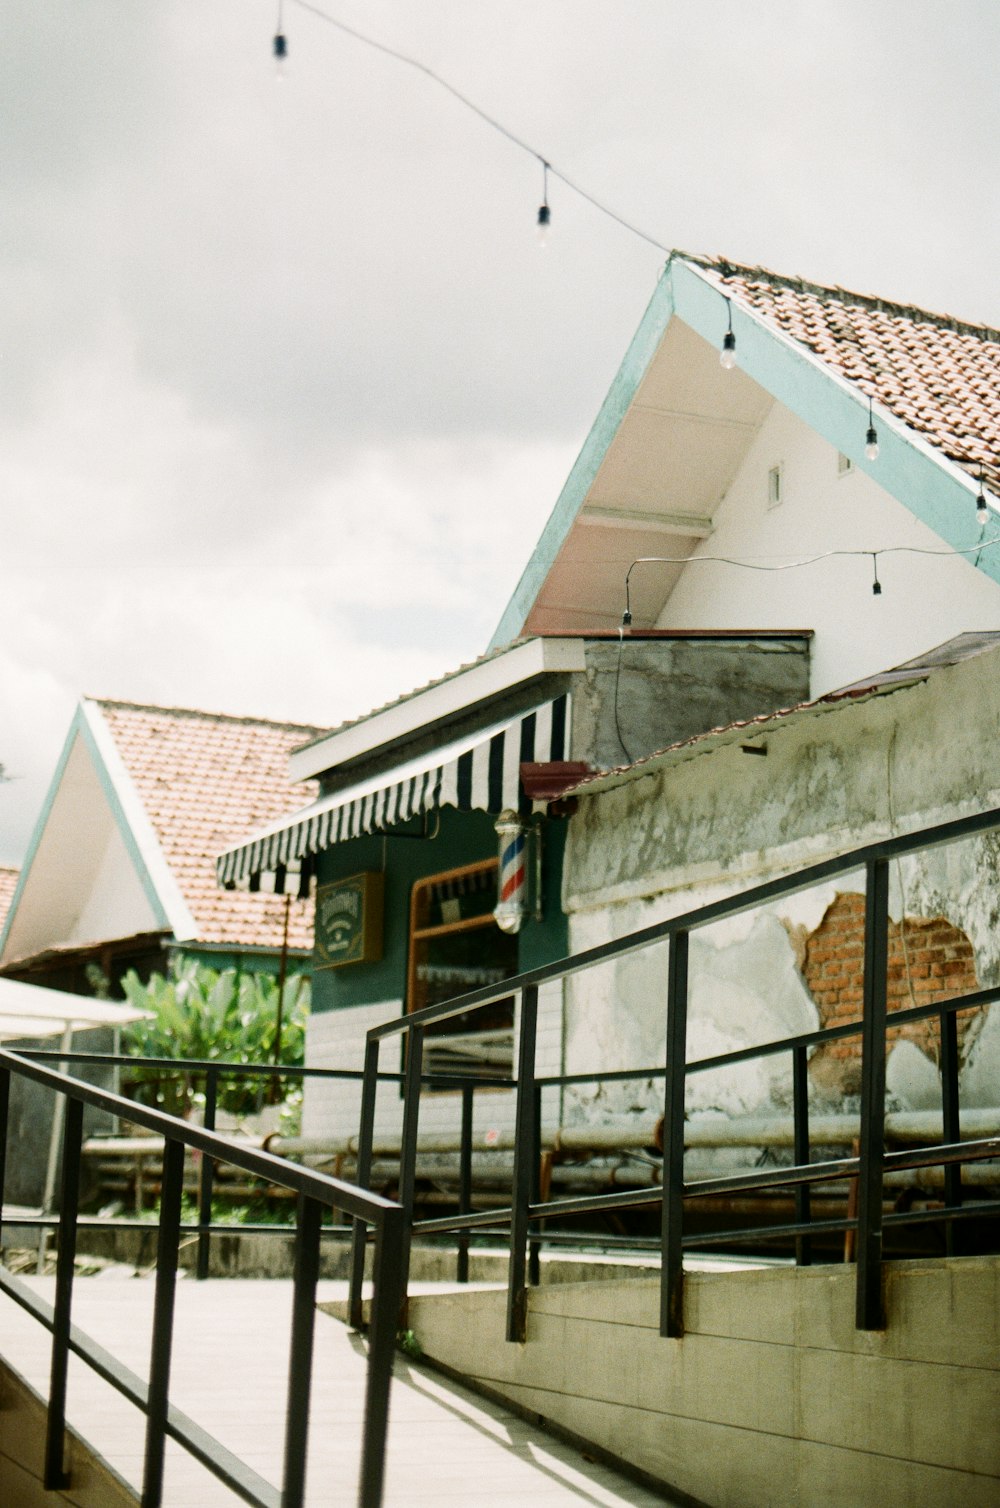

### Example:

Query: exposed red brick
xmin=802 ymin=893 xmax=982 ymax=1091
xmin=0 ymin=868 xmax=19 ymax=936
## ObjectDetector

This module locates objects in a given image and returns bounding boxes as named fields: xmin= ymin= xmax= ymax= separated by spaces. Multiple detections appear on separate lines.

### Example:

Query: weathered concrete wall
xmin=562 ymin=645 xmax=1000 ymax=1120
xmin=408 ymin=1256 xmax=1000 ymax=1508
xmin=4 ymin=1028 xmax=119 ymax=1206
xmin=571 ymin=635 xmax=810 ymax=769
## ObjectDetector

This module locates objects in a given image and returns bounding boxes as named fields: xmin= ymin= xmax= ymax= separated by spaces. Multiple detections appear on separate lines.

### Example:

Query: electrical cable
xmin=622 ymin=536 xmax=1000 ymax=621
xmin=289 ymin=0 xmax=673 ymax=255
xmin=613 ymin=627 xmax=635 ymax=764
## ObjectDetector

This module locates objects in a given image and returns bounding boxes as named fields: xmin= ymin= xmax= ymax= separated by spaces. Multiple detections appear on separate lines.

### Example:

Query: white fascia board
xmin=79 ymin=701 xmax=200 ymax=943
xmin=288 ymin=636 xmax=586 ymax=783
xmin=489 ymin=266 xmax=677 ymax=650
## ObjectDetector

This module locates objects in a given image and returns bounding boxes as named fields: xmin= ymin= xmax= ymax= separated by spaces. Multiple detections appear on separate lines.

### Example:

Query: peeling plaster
xmin=563 ymin=645 xmax=1000 ymax=1118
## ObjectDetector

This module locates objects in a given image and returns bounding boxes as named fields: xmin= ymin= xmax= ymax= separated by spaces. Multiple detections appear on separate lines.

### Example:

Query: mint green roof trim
xmin=489 ymin=256 xmax=998 ymax=648
xmin=78 ymin=701 xmax=198 ymax=941
xmin=488 ymin=267 xmax=677 ymax=651
xmin=671 ymin=259 xmax=997 ymax=580
xmin=0 ymin=702 xmax=200 ymax=963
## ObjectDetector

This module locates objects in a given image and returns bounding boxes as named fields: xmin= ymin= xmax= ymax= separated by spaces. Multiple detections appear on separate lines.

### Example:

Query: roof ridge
xmin=679 ymin=252 xmax=1000 ymax=345
xmin=87 ymin=695 xmax=327 ymax=736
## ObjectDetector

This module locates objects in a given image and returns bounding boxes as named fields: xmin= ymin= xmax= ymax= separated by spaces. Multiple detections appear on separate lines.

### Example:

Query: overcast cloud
xmin=2 ymin=0 xmax=998 ymax=864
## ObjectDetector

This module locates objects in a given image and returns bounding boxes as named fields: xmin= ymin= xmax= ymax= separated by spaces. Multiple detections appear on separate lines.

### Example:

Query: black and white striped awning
xmin=217 ymin=694 xmax=569 ymax=894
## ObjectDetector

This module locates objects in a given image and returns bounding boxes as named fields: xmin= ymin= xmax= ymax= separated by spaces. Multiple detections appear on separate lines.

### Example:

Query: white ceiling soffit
xmin=521 ymin=315 xmax=772 ymax=639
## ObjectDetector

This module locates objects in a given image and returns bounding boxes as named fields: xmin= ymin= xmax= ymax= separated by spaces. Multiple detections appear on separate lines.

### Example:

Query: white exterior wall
xmin=659 ymin=402 xmax=1000 ymax=696
xmin=303 ymin=978 xmax=565 ymax=1146
xmin=561 ymin=647 xmax=1000 ymax=1123
xmin=71 ymin=823 xmax=155 ymax=946
xmin=2 ymin=734 xmax=160 ymax=962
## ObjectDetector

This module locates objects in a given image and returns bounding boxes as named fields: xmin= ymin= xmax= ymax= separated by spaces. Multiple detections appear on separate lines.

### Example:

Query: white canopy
xmin=0 ymin=976 xmax=149 ymax=1042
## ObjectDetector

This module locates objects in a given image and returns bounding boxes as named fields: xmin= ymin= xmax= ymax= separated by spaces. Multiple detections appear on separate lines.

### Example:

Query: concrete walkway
xmin=0 ymin=1274 xmax=677 ymax=1505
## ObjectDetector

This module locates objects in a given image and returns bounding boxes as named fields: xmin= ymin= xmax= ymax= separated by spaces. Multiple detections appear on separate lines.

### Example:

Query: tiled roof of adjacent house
xmin=0 ymin=868 xmax=19 ymax=936
xmin=686 ymin=255 xmax=1000 ymax=492
xmin=94 ymin=700 xmax=325 ymax=952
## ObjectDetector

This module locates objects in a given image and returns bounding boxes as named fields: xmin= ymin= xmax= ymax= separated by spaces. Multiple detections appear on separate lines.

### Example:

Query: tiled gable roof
xmin=93 ymin=700 xmax=325 ymax=953
xmin=0 ymin=869 xmax=19 ymax=936
xmin=686 ymin=255 xmax=1000 ymax=492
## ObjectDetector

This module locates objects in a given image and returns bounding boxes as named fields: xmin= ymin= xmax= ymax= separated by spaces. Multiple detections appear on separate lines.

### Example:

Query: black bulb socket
xmin=274 ymin=33 xmax=288 ymax=58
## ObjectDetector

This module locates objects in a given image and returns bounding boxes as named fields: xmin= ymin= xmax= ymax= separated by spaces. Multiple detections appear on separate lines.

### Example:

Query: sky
xmin=2 ymin=0 xmax=998 ymax=866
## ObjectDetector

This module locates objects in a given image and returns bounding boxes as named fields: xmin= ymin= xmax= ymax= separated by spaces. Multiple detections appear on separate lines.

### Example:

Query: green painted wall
xmin=311 ymin=808 xmax=568 ymax=1014
xmin=520 ymin=817 xmax=568 ymax=973
xmin=173 ymin=946 xmax=310 ymax=979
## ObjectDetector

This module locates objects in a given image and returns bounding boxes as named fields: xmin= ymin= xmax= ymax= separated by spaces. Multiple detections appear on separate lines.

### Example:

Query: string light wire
xmin=622 ymin=537 xmax=1000 ymax=622
xmin=289 ymin=0 xmax=673 ymax=254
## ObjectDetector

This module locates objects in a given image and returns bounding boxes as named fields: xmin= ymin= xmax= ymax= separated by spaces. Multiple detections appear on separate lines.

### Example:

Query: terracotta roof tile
xmin=0 ymin=868 xmax=19 ymax=936
xmin=93 ymin=700 xmax=325 ymax=953
xmin=685 ymin=255 xmax=1000 ymax=493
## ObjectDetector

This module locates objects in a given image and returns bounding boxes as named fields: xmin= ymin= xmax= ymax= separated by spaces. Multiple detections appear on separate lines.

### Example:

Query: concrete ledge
xmin=0 ymin=1357 xmax=137 ymax=1507
xmin=404 ymin=1255 xmax=1000 ymax=1508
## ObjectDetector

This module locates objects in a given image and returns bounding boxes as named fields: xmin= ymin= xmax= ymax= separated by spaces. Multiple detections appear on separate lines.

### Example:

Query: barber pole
xmin=494 ymin=809 xmax=529 ymax=934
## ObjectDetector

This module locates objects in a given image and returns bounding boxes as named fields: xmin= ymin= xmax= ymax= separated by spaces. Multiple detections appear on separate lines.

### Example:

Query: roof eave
xmin=487 ymin=255 xmax=999 ymax=649
xmin=288 ymin=635 xmax=586 ymax=783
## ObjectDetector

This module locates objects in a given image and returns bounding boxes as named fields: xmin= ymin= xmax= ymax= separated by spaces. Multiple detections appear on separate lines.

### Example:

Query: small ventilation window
xmin=767 ymin=464 xmax=783 ymax=509
xmin=838 ymin=452 xmax=854 ymax=476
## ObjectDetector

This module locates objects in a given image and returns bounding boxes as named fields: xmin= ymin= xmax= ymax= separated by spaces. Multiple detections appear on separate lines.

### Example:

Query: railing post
xmin=856 ymin=857 xmax=889 ymax=1330
xmin=196 ymin=1065 xmax=218 ymax=1282
xmin=281 ymin=1194 xmax=322 ymax=1508
xmin=660 ymin=929 xmax=689 ymax=1339
xmin=142 ymin=1136 xmax=185 ymax=1507
xmin=507 ymin=985 xmax=538 ymax=1344
xmin=44 ymin=1094 xmax=83 ymax=1490
xmin=350 ymin=1038 xmax=380 ymax=1329
xmin=359 ymin=1205 xmax=405 ymax=1508
xmin=940 ymin=1004 xmax=962 ymax=1256
xmin=0 ymin=1065 xmax=10 ymax=1251
xmin=396 ymin=1024 xmax=424 ymax=1314
xmin=793 ymin=1044 xmax=812 ymax=1266
xmin=528 ymin=1083 xmax=543 ymax=1287
xmin=457 ymin=1082 xmax=474 ymax=1283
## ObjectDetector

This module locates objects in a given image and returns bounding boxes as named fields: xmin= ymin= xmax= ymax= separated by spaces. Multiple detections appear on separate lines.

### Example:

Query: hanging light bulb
xmin=273 ymin=0 xmax=287 ymax=78
xmin=977 ymin=467 xmax=990 ymax=526
xmin=865 ymin=397 xmax=879 ymax=461
xmin=536 ymin=162 xmax=551 ymax=247
xmin=720 ymin=300 xmax=736 ymax=369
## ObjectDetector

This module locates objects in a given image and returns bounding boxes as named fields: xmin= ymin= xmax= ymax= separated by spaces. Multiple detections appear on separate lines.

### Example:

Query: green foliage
xmin=120 ymin=957 xmax=309 ymax=1118
xmin=396 ymin=1328 xmax=423 ymax=1360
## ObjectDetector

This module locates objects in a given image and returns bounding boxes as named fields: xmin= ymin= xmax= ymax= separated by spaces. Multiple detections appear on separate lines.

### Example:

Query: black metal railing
xmin=2 ymin=1051 xmax=512 ymax=1283
xmin=0 ymin=1048 xmax=405 ymax=1508
xmin=349 ymin=802 xmax=1000 ymax=1339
